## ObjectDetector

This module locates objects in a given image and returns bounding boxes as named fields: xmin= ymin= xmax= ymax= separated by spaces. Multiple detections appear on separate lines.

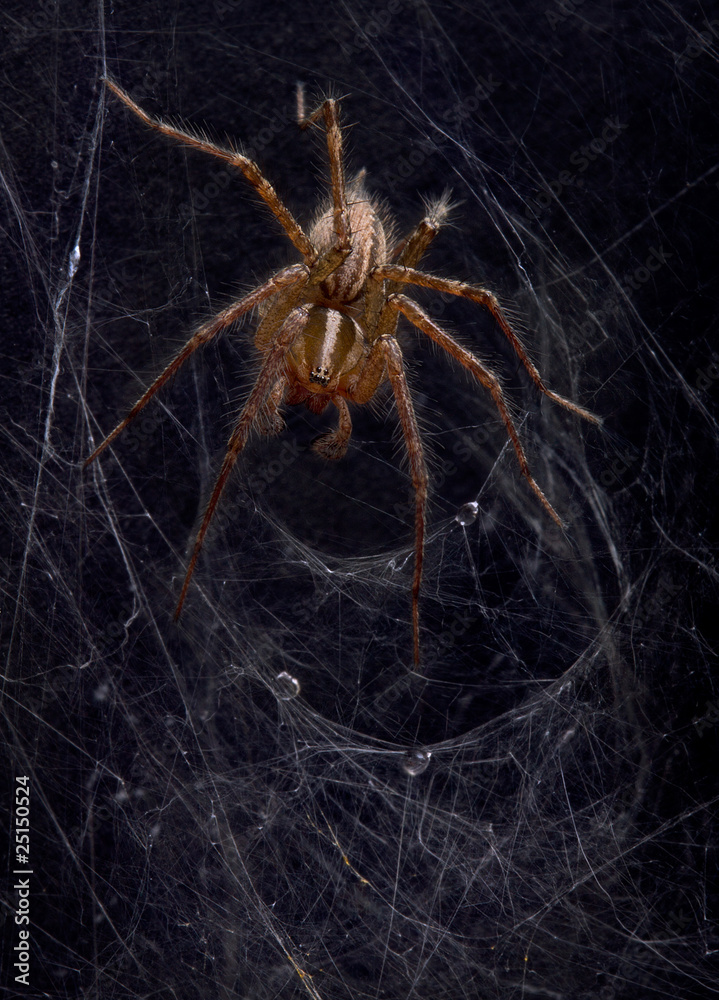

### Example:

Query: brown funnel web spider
xmin=85 ymin=79 xmax=598 ymax=666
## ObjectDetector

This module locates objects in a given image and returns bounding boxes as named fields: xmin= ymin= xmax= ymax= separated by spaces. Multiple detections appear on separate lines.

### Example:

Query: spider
xmin=85 ymin=79 xmax=599 ymax=666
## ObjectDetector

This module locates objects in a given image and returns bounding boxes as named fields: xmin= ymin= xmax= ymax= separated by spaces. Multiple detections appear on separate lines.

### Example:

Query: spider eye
xmin=310 ymin=366 xmax=331 ymax=387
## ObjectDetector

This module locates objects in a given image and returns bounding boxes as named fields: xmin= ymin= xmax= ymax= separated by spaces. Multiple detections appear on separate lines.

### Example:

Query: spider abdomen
xmin=310 ymin=182 xmax=387 ymax=302
xmin=288 ymin=307 xmax=366 ymax=395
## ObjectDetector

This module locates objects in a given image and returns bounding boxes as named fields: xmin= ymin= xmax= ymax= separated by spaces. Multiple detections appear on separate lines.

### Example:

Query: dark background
xmin=1 ymin=1 xmax=717 ymax=998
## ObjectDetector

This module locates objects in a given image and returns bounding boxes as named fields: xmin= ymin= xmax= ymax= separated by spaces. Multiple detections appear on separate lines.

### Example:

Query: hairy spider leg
xmin=310 ymin=397 xmax=353 ymax=460
xmin=175 ymin=306 xmax=311 ymax=618
xmin=379 ymin=335 xmax=428 ymax=667
xmin=299 ymin=97 xmax=351 ymax=252
xmin=391 ymin=193 xmax=454 ymax=271
xmin=335 ymin=323 xmax=428 ymax=667
xmin=174 ymin=228 xmax=354 ymax=615
xmin=376 ymin=265 xmax=600 ymax=424
xmin=388 ymin=294 xmax=563 ymax=527
xmin=84 ymin=265 xmax=308 ymax=467
xmin=103 ymin=78 xmax=316 ymax=262
xmin=256 ymin=379 xmax=287 ymax=436
xmin=369 ymin=195 xmax=454 ymax=341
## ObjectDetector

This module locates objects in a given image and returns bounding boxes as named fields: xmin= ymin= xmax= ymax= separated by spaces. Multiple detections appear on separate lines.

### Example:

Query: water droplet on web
xmin=455 ymin=502 xmax=479 ymax=526
xmin=402 ymin=749 xmax=431 ymax=776
xmin=68 ymin=243 xmax=81 ymax=279
xmin=275 ymin=671 xmax=300 ymax=700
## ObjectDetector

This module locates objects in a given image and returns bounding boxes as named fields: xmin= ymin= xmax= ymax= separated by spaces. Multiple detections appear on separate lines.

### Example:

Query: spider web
xmin=1 ymin=1 xmax=717 ymax=998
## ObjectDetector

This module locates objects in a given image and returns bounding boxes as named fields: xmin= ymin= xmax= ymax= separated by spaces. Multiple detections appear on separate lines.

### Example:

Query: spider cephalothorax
xmin=85 ymin=80 xmax=598 ymax=665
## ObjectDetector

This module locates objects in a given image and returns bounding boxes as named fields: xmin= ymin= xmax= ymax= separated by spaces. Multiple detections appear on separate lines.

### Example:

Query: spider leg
xmin=252 ymin=242 xmax=350 ymax=359
xmin=388 ymin=294 xmax=563 ymax=529
xmin=341 ymin=334 xmax=426 ymax=664
xmin=104 ymin=78 xmax=316 ymax=262
xmin=366 ymin=194 xmax=454 ymax=337
xmin=175 ymin=306 xmax=310 ymax=618
xmin=391 ymin=192 xmax=453 ymax=270
xmin=375 ymin=265 xmax=600 ymax=424
xmin=84 ymin=264 xmax=308 ymax=467
xmin=256 ymin=379 xmax=286 ymax=436
xmin=311 ymin=397 xmax=352 ymax=460
xmin=299 ymin=98 xmax=351 ymax=250
xmin=378 ymin=335 xmax=428 ymax=668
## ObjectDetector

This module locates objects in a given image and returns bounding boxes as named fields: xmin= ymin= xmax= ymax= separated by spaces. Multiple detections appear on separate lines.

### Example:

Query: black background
xmin=1 ymin=1 xmax=717 ymax=998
